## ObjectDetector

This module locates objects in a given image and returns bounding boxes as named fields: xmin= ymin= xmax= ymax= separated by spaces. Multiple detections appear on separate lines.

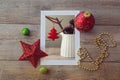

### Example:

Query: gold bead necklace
xmin=77 ymin=32 xmax=117 ymax=71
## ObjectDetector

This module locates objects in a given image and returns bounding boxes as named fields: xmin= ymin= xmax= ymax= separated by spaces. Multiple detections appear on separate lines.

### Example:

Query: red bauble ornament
xmin=48 ymin=27 xmax=59 ymax=41
xmin=75 ymin=11 xmax=95 ymax=32
xmin=19 ymin=39 xmax=48 ymax=68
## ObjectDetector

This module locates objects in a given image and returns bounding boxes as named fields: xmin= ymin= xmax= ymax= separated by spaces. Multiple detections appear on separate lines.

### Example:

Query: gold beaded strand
xmin=77 ymin=32 xmax=117 ymax=71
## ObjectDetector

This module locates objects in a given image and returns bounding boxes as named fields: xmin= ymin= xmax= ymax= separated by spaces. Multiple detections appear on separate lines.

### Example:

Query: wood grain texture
xmin=0 ymin=24 xmax=40 ymax=61
xmin=0 ymin=24 xmax=119 ymax=61
xmin=80 ymin=25 xmax=120 ymax=62
xmin=0 ymin=61 xmax=119 ymax=80
xmin=0 ymin=0 xmax=120 ymax=80
xmin=0 ymin=0 xmax=120 ymax=25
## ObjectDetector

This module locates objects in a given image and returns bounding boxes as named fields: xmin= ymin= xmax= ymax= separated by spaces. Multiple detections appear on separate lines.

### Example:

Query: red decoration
xmin=48 ymin=22 xmax=59 ymax=41
xmin=75 ymin=11 xmax=95 ymax=32
xmin=19 ymin=39 xmax=48 ymax=68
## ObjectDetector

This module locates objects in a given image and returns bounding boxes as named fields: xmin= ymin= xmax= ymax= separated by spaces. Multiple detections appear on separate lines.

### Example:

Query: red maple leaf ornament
xmin=19 ymin=39 xmax=48 ymax=68
xmin=48 ymin=27 xmax=59 ymax=41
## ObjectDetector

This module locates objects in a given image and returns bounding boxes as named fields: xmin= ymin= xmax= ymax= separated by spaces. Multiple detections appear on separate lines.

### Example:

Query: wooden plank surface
xmin=0 ymin=24 xmax=119 ymax=61
xmin=0 ymin=61 xmax=120 ymax=80
xmin=0 ymin=0 xmax=120 ymax=26
xmin=0 ymin=0 xmax=120 ymax=80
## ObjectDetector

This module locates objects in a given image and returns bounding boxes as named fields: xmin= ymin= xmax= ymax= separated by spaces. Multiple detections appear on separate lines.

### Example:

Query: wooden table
xmin=0 ymin=0 xmax=120 ymax=80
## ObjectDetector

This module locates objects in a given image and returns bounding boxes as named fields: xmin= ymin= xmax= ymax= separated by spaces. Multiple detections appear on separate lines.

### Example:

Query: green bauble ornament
xmin=39 ymin=67 xmax=48 ymax=74
xmin=21 ymin=28 xmax=30 ymax=35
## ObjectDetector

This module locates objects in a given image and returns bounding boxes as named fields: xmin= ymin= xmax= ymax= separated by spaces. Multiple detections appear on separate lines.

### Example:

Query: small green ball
xmin=39 ymin=67 xmax=48 ymax=74
xmin=21 ymin=28 xmax=30 ymax=35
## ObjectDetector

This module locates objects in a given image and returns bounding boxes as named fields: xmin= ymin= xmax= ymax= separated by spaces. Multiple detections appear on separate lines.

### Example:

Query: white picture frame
xmin=40 ymin=10 xmax=80 ymax=65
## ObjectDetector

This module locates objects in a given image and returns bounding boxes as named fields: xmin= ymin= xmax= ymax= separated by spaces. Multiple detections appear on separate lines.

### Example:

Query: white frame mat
xmin=40 ymin=10 xmax=80 ymax=65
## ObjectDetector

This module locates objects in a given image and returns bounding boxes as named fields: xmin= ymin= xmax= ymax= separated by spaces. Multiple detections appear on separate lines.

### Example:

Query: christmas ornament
xmin=46 ymin=16 xmax=76 ymax=34
xmin=46 ymin=16 xmax=65 ymax=33
xmin=77 ymin=32 xmax=117 ymax=71
xmin=75 ymin=11 xmax=95 ymax=32
xmin=19 ymin=39 xmax=48 ymax=68
xmin=39 ymin=66 xmax=48 ymax=74
xmin=21 ymin=28 xmax=30 ymax=35
xmin=48 ymin=22 xmax=59 ymax=41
